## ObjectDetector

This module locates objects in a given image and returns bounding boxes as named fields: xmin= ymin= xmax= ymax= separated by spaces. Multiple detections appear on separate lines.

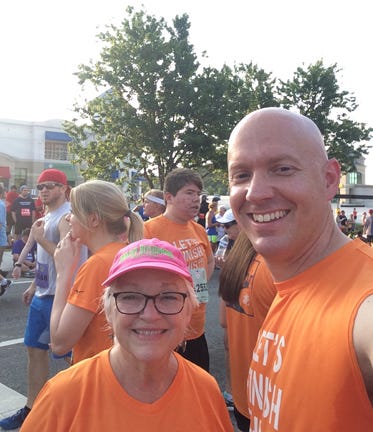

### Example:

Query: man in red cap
xmin=1 ymin=169 xmax=82 ymax=430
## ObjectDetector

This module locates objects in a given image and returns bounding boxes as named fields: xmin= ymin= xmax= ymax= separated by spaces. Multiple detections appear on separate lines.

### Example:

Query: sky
xmin=1 ymin=0 xmax=372 ymax=179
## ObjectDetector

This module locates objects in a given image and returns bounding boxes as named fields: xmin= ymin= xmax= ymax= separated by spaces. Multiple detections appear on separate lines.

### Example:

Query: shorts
xmin=14 ymin=223 xmax=32 ymax=236
xmin=177 ymin=333 xmax=210 ymax=372
xmin=207 ymin=234 xmax=218 ymax=244
xmin=234 ymin=406 xmax=250 ymax=431
xmin=24 ymin=295 xmax=54 ymax=350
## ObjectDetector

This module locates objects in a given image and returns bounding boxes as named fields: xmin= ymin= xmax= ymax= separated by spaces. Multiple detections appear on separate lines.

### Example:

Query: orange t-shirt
xmin=21 ymin=350 xmax=234 ymax=432
xmin=225 ymin=255 xmax=276 ymax=418
xmin=67 ymin=242 xmax=123 ymax=364
xmin=144 ymin=215 xmax=213 ymax=340
xmin=248 ymin=239 xmax=373 ymax=431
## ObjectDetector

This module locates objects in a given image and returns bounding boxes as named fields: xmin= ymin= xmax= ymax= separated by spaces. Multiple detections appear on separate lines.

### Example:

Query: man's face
xmin=165 ymin=184 xmax=201 ymax=222
xmin=228 ymin=110 xmax=338 ymax=263
xmin=37 ymin=182 xmax=65 ymax=206
xmin=20 ymin=188 xmax=29 ymax=197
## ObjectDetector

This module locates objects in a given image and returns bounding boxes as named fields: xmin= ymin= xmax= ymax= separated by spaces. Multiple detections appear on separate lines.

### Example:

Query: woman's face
xmin=66 ymin=211 xmax=87 ymax=243
xmin=108 ymin=269 xmax=192 ymax=365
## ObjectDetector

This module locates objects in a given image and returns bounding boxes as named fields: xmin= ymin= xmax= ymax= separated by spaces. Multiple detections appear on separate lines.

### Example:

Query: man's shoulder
xmin=144 ymin=215 xmax=167 ymax=234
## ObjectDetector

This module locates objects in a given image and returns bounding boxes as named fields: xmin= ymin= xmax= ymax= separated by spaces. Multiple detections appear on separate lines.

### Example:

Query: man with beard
xmin=143 ymin=168 xmax=214 ymax=372
xmin=1 ymin=169 xmax=85 ymax=430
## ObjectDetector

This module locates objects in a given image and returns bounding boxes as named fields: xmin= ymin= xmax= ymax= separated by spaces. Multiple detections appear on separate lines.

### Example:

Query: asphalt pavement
xmin=0 ymin=249 xmax=238 ymax=431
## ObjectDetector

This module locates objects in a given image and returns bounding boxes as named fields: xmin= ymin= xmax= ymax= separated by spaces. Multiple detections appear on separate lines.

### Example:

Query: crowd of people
xmin=0 ymin=107 xmax=373 ymax=431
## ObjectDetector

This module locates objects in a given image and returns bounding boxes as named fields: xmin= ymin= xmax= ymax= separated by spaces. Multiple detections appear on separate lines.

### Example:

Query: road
xmin=0 ymin=250 xmax=237 ymax=430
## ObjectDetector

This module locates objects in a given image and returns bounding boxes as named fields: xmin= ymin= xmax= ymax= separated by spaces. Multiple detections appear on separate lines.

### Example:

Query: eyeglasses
xmin=223 ymin=221 xmax=237 ymax=229
xmin=111 ymin=291 xmax=188 ymax=315
xmin=36 ymin=183 xmax=63 ymax=191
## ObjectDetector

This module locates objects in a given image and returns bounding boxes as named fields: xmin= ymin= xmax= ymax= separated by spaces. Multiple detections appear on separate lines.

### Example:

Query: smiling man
xmin=228 ymin=108 xmax=373 ymax=431
xmin=144 ymin=168 xmax=215 ymax=372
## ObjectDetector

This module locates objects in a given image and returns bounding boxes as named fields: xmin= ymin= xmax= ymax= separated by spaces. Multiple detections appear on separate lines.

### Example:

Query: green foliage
xmin=278 ymin=60 xmax=372 ymax=172
xmin=65 ymin=8 xmax=371 ymax=191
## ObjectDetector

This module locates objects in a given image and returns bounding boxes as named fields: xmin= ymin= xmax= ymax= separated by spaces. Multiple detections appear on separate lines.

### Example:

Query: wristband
xmin=14 ymin=263 xmax=22 ymax=268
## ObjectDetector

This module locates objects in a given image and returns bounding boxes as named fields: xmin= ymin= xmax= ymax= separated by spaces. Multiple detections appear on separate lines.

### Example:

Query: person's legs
xmin=0 ymin=297 xmax=52 ymax=430
xmin=233 ymin=407 xmax=251 ymax=431
xmin=0 ymin=248 xmax=11 ymax=295
xmin=26 ymin=346 xmax=49 ymax=407
xmin=177 ymin=333 xmax=210 ymax=372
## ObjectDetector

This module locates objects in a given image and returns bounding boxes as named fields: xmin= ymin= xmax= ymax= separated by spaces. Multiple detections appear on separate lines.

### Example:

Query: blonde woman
xmin=50 ymin=180 xmax=143 ymax=364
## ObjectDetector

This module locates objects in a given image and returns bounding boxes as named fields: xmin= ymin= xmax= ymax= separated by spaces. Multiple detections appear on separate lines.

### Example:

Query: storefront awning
xmin=45 ymin=131 xmax=72 ymax=142
xmin=0 ymin=166 xmax=10 ymax=178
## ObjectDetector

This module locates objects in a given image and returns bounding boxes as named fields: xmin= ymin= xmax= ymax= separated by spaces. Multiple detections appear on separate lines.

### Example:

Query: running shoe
xmin=0 ymin=406 xmax=30 ymax=430
xmin=0 ymin=279 xmax=11 ymax=296
xmin=222 ymin=390 xmax=234 ymax=411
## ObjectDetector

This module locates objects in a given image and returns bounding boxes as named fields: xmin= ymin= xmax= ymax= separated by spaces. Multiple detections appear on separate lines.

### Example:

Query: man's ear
xmin=325 ymin=158 xmax=341 ymax=201
xmin=164 ymin=191 xmax=174 ymax=204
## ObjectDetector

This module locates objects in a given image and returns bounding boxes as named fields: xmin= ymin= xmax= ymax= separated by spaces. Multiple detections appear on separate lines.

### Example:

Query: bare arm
xmin=353 ymin=293 xmax=373 ymax=405
xmin=12 ymin=232 xmax=37 ymax=278
xmin=50 ymin=232 xmax=92 ymax=356
xmin=23 ymin=280 xmax=36 ymax=306
xmin=206 ymin=252 xmax=215 ymax=280
xmin=31 ymin=217 xmax=70 ymax=257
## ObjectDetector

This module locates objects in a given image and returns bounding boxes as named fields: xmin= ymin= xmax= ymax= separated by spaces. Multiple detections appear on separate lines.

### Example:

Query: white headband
xmin=145 ymin=195 xmax=165 ymax=206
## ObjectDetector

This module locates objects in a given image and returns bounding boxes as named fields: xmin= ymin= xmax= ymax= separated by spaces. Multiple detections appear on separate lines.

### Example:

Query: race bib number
xmin=21 ymin=208 xmax=31 ymax=217
xmin=35 ymin=263 xmax=49 ymax=289
xmin=190 ymin=268 xmax=208 ymax=303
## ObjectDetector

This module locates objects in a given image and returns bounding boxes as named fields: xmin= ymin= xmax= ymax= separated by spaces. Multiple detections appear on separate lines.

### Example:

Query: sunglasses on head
xmin=223 ymin=221 xmax=237 ymax=229
xmin=36 ymin=182 xmax=63 ymax=191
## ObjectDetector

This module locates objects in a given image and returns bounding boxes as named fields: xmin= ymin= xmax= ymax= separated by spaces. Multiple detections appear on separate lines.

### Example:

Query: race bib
xmin=190 ymin=268 xmax=208 ymax=303
xmin=35 ymin=263 xmax=49 ymax=289
xmin=21 ymin=208 xmax=31 ymax=217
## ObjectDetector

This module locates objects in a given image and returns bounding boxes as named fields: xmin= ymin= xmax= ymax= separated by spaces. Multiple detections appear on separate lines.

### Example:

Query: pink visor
xmin=103 ymin=238 xmax=192 ymax=286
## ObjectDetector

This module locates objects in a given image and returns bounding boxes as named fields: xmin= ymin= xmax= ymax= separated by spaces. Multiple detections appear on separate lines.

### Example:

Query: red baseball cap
xmin=37 ymin=169 xmax=67 ymax=185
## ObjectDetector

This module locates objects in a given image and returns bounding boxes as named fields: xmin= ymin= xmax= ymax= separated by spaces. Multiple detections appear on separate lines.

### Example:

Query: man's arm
xmin=12 ymin=235 xmax=37 ymax=278
xmin=206 ymin=252 xmax=215 ymax=280
xmin=31 ymin=217 xmax=70 ymax=256
xmin=353 ymin=293 xmax=373 ymax=406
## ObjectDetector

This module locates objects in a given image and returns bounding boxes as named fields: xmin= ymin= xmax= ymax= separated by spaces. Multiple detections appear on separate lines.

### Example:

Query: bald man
xmin=228 ymin=108 xmax=373 ymax=431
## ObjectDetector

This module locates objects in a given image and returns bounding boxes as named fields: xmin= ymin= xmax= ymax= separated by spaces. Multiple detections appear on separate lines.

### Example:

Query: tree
xmin=278 ymin=60 xmax=372 ymax=173
xmin=65 ymin=7 xmax=212 ymax=189
xmin=65 ymin=7 xmax=277 ymax=191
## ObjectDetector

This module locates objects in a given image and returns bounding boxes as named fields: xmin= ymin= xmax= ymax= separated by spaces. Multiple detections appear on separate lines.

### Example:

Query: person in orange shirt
xmin=219 ymin=232 xmax=276 ymax=431
xmin=144 ymin=168 xmax=215 ymax=372
xmin=142 ymin=188 xmax=166 ymax=219
xmin=50 ymin=180 xmax=143 ymax=364
xmin=228 ymin=107 xmax=373 ymax=431
xmin=21 ymin=239 xmax=233 ymax=432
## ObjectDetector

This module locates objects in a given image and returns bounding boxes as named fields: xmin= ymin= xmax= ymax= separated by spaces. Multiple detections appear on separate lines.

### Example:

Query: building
xmin=336 ymin=155 xmax=373 ymax=209
xmin=0 ymin=118 xmax=81 ymax=191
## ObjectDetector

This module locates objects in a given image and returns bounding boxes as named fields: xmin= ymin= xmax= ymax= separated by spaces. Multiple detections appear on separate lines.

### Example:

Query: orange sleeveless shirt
xmin=248 ymin=239 xmax=373 ymax=431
